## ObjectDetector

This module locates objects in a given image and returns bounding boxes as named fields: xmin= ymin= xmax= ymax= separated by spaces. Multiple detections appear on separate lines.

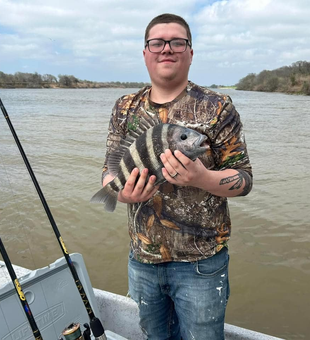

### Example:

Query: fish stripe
xmin=120 ymin=142 xmax=142 ymax=183
xmin=133 ymin=129 xmax=160 ymax=172
xmin=119 ymin=159 xmax=130 ymax=183
xmin=114 ymin=177 xmax=123 ymax=190
xmin=117 ymin=168 xmax=127 ymax=187
xmin=161 ymin=124 xmax=170 ymax=151
xmin=110 ymin=179 xmax=120 ymax=191
xmin=129 ymin=142 xmax=145 ymax=170
xmin=146 ymin=127 xmax=161 ymax=170
xmin=153 ymin=124 xmax=169 ymax=155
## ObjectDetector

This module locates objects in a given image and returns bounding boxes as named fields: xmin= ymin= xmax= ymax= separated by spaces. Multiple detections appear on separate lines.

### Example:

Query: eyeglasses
xmin=145 ymin=38 xmax=191 ymax=53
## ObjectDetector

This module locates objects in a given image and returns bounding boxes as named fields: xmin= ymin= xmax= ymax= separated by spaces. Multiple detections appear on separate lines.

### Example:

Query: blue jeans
xmin=128 ymin=248 xmax=230 ymax=340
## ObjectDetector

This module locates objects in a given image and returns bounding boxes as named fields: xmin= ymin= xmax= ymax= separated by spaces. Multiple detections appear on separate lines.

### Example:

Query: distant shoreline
xmin=0 ymin=82 xmax=149 ymax=89
xmin=235 ymin=61 xmax=310 ymax=96
xmin=0 ymin=85 xmax=143 ymax=89
xmin=0 ymin=71 xmax=150 ymax=89
xmin=0 ymin=84 xmax=237 ymax=90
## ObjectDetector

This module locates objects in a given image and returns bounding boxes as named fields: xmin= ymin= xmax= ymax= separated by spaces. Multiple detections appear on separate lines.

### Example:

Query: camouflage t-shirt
xmin=102 ymin=81 xmax=252 ymax=264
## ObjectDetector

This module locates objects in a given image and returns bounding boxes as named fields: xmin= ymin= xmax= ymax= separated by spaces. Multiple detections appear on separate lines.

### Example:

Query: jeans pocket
xmin=194 ymin=249 xmax=229 ymax=277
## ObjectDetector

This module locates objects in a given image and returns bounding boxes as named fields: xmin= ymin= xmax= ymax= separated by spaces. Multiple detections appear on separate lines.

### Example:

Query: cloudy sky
xmin=0 ymin=0 xmax=309 ymax=85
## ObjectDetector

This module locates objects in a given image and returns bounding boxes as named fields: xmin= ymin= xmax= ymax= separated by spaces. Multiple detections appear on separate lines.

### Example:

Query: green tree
xmin=266 ymin=77 xmax=279 ymax=92
xmin=302 ymin=81 xmax=310 ymax=95
xmin=42 ymin=74 xmax=57 ymax=83
xmin=236 ymin=73 xmax=256 ymax=90
xmin=58 ymin=74 xmax=79 ymax=87
xmin=290 ymin=74 xmax=296 ymax=86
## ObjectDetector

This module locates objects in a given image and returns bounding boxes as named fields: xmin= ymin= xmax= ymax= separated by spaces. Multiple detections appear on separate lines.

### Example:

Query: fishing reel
xmin=59 ymin=321 xmax=107 ymax=340
xmin=59 ymin=322 xmax=91 ymax=340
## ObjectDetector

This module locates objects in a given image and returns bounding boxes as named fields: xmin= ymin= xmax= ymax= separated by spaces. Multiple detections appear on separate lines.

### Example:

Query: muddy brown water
xmin=0 ymin=88 xmax=309 ymax=339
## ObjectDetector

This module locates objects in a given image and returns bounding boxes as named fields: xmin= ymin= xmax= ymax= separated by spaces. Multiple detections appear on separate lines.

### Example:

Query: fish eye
xmin=180 ymin=134 xmax=187 ymax=140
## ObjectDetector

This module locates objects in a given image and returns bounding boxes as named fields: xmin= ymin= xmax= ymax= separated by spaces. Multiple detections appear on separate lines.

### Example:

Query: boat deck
xmin=0 ymin=257 xmax=283 ymax=340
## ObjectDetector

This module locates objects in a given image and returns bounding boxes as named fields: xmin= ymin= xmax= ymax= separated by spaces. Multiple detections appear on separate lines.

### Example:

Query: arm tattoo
xmin=219 ymin=170 xmax=253 ymax=196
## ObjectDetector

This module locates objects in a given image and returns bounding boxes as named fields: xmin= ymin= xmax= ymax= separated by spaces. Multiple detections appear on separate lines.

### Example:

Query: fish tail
xmin=90 ymin=183 xmax=118 ymax=212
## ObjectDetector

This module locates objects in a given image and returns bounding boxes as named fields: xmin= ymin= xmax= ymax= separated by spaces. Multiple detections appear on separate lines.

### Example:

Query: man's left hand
xmin=160 ymin=149 xmax=207 ymax=188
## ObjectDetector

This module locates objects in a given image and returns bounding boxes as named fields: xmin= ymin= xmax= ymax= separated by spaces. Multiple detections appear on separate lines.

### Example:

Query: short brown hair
xmin=144 ymin=13 xmax=192 ymax=46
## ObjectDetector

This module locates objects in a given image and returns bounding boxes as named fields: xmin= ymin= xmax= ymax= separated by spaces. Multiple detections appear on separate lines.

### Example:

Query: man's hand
xmin=160 ymin=149 xmax=207 ymax=188
xmin=118 ymin=168 xmax=159 ymax=204
xmin=160 ymin=149 xmax=252 ymax=197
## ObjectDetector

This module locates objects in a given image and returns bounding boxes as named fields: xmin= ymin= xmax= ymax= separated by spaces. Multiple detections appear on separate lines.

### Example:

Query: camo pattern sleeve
xmin=208 ymin=95 xmax=253 ymax=197
xmin=210 ymin=98 xmax=252 ymax=174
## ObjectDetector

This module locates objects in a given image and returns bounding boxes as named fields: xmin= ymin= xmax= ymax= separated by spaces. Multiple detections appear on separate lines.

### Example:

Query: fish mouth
xmin=194 ymin=135 xmax=208 ymax=153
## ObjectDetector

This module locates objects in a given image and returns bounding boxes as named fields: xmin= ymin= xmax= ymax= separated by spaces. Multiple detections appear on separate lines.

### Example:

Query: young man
xmin=101 ymin=13 xmax=252 ymax=340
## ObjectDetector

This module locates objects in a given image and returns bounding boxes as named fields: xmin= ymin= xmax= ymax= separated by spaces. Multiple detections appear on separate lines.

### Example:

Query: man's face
xmin=143 ymin=23 xmax=193 ymax=85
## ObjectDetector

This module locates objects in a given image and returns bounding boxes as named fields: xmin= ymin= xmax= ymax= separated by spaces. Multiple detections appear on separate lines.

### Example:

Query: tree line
xmin=0 ymin=71 xmax=149 ymax=89
xmin=235 ymin=60 xmax=310 ymax=95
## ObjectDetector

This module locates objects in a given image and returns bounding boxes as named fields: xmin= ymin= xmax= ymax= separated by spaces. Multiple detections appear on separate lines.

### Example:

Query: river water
xmin=0 ymin=88 xmax=309 ymax=339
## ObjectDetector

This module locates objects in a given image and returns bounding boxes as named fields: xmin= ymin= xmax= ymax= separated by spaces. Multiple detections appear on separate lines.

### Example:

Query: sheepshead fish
xmin=91 ymin=114 xmax=208 ymax=212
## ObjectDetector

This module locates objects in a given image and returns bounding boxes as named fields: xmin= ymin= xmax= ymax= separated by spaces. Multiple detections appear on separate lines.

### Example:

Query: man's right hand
xmin=103 ymin=168 xmax=159 ymax=204
xmin=118 ymin=168 xmax=159 ymax=204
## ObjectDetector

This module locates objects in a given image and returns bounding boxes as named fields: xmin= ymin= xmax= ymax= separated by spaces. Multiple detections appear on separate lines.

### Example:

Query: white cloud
xmin=0 ymin=0 xmax=309 ymax=84
xmin=190 ymin=0 xmax=310 ymax=83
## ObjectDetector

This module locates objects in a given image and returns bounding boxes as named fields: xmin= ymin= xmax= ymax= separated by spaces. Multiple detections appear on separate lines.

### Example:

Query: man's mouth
xmin=159 ymin=59 xmax=175 ymax=63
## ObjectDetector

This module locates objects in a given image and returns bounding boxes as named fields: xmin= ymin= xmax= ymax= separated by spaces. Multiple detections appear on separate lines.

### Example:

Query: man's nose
xmin=162 ymin=41 xmax=173 ymax=53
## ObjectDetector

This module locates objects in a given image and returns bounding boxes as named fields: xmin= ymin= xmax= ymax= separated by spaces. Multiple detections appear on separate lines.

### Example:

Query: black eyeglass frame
xmin=145 ymin=38 xmax=192 ymax=53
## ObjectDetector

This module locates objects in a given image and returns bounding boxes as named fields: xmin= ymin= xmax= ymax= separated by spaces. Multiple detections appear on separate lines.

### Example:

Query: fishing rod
xmin=0 ymin=99 xmax=107 ymax=340
xmin=0 ymin=238 xmax=43 ymax=340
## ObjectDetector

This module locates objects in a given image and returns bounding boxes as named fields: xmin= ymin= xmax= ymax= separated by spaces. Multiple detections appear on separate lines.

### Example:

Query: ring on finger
xmin=170 ymin=172 xmax=178 ymax=178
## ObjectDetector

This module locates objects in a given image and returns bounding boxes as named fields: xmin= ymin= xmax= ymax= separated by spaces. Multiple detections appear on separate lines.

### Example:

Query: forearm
xmin=197 ymin=167 xmax=253 ymax=197
xmin=160 ymin=149 xmax=253 ymax=197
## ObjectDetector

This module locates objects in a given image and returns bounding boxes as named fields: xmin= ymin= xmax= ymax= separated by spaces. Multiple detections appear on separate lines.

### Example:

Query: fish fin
xmin=107 ymin=152 xmax=124 ymax=178
xmin=127 ymin=113 xmax=159 ymax=138
xmin=90 ymin=184 xmax=118 ymax=212
xmin=108 ymin=113 xmax=161 ymax=176
xmin=143 ymin=109 xmax=161 ymax=126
